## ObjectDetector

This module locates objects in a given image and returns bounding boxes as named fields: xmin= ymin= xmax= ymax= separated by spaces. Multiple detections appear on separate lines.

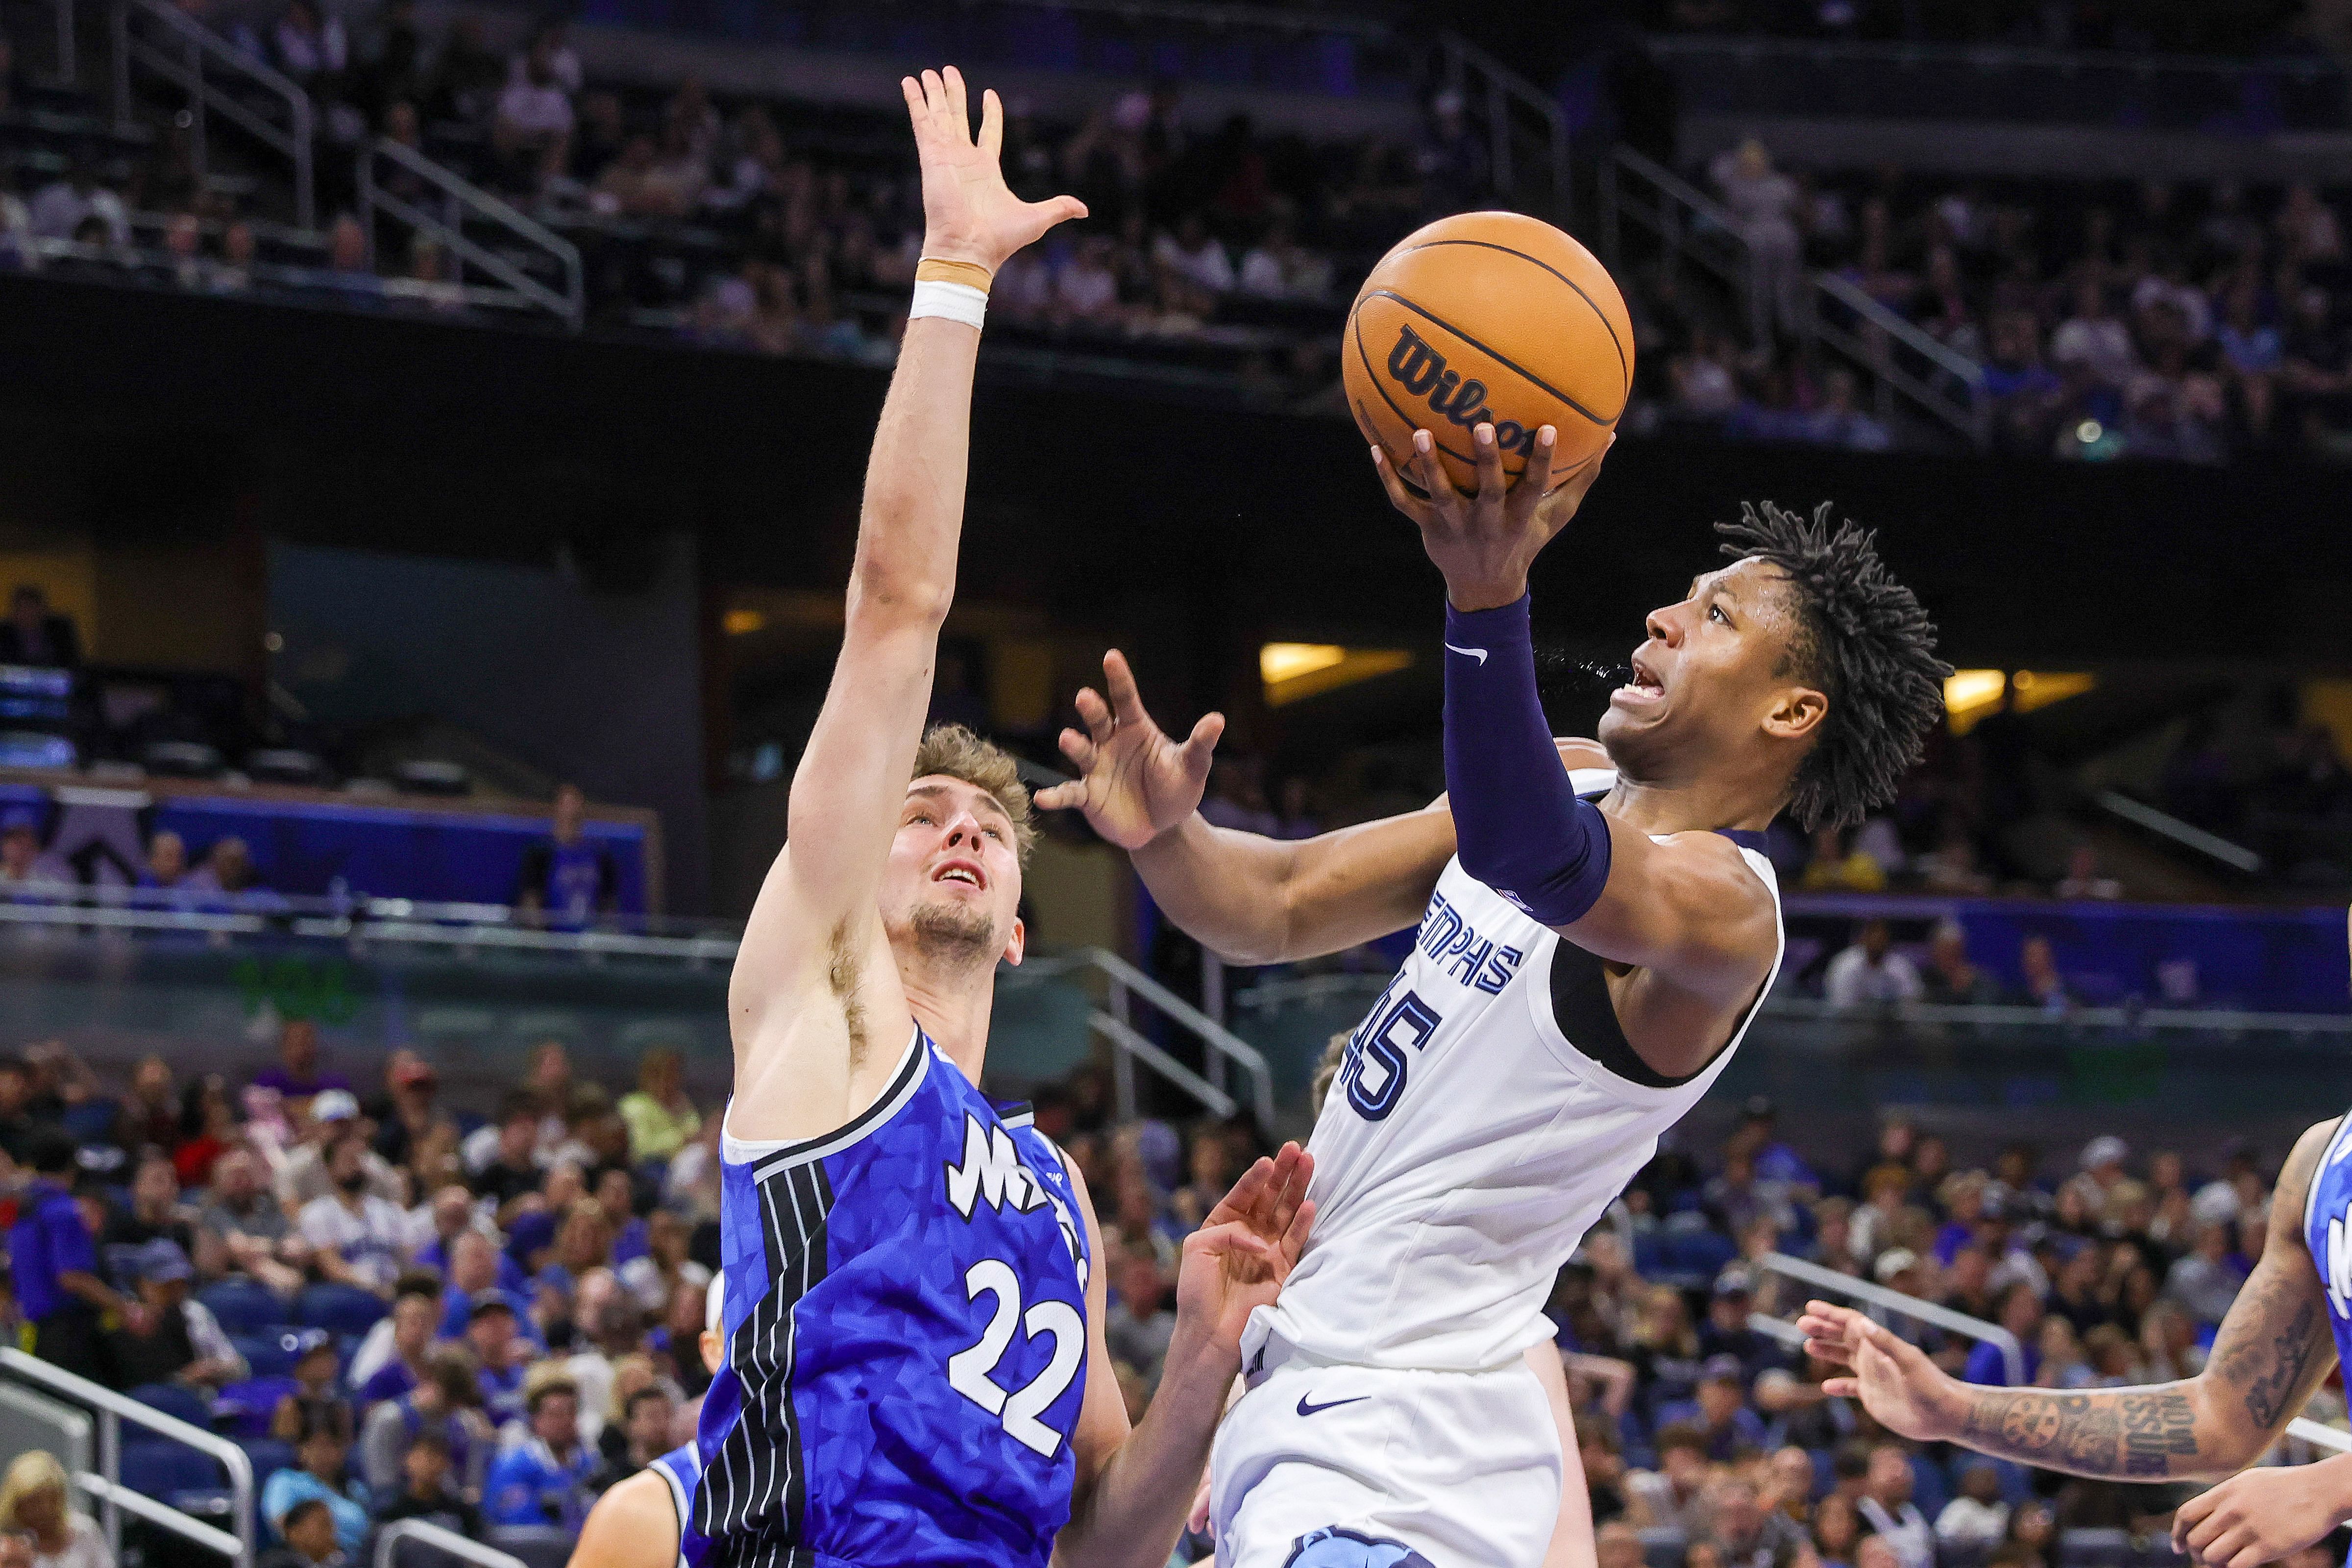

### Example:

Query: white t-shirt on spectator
xmin=28 ymin=183 xmax=129 ymax=245
xmin=1935 ymin=1496 xmax=2009 ymax=1549
xmin=1824 ymin=946 xmax=1924 ymax=1008
xmin=1056 ymin=262 xmax=1118 ymax=320
xmin=1152 ymin=231 xmax=1233 ymax=294
xmin=499 ymin=75 xmax=574 ymax=139
xmin=30 ymin=1513 xmax=109 ymax=1568
xmin=2050 ymin=316 xmax=2137 ymax=387
xmin=299 ymin=1192 xmax=410 ymax=1291
xmin=1857 ymin=1496 xmax=1935 ymax=1568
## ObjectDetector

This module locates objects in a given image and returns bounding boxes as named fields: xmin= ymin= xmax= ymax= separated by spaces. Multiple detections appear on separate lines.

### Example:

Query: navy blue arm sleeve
xmin=1442 ymin=594 xmax=1613 ymax=925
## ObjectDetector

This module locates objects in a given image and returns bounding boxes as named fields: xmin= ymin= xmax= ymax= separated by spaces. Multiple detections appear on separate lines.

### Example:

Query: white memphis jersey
xmin=1256 ymin=769 xmax=1783 ymax=1372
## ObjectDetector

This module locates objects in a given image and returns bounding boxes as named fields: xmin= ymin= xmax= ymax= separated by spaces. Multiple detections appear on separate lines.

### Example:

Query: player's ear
xmin=1001 ymin=914 xmax=1027 ymax=967
xmin=1763 ymin=684 xmax=1827 ymax=743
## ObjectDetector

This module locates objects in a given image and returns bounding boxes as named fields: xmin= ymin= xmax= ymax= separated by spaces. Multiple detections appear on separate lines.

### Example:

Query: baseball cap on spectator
xmin=2190 ymin=1182 xmax=2241 ymax=1226
xmin=1134 ymin=1120 xmax=1181 ymax=1193
xmin=2080 ymin=1135 xmax=2128 ymax=1173
xmin=1741 ymin=1096 xmax=1776 ymax=1122
xmin=313 ymin=1089 xmax=360 ymax=1124
xmin=392 ymin=1058 xmax=437 ymax=1088
xmin=506 ymin=1208 xmax=557 ymax=1264
xmin=1699 ymin=1353 xmax=1745 ymax=1386
xmin=467 ymin=1288 xmax=522 ymax=1323
xmin=137 ymin=1238 xmax=193 ymax=1284
xmin=1713 ymin=1266 xmax=1755 ymax=1299
xmin=288 ymin=1328 xmax=334 ymax=1365
xmin=1872 ymin=1248 xmax=1918 ymax=1285
xmin=0 ymin=807 xmax=36 ymax=836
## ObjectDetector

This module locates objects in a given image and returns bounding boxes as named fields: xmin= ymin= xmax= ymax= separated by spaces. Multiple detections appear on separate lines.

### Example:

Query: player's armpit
xmin=2198 ymin=1116 xmax=2341 ymax=1446
xmin=568 ymin=1469 xmax=679 ymax=1568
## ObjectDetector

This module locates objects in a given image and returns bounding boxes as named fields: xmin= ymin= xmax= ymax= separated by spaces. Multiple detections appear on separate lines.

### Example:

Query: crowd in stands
xmin=1642 ymin=0 xmax=2314 ymax=52
xmin=1642 ymin=142 xmax=2352 ymax=464
xmin=0 ymin=935 xmax=2312 ymax=1568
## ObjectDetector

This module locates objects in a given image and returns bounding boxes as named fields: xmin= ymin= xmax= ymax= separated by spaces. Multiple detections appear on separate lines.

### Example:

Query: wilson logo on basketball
xmin=1384 ymin=325 xmax=1536 ymax=453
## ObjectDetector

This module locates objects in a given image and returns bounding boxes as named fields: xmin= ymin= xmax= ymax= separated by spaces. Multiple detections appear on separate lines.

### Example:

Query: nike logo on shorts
xmin=1295 ymin=1393 xmax=1369 ymax=1418
xmin=1444 ymin=643 xmax=1488 ymax=664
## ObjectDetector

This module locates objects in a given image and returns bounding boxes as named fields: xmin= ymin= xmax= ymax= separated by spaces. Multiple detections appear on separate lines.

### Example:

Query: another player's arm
xmin=1798 ymin=1117 xmax=2340 ymax=1486
xmin=1054 ymin=1147 xmax=1314 ymax=1568
xmin=727 ymin=68 xmax=1083 ymax=1140
xmin=1036 ymin=648 xmax=1611 ymax=964
xmin=567 ymin=1470 xmax=678 ymax=1568
xmin=1376 ymin=424 xmax=1777 ymax=1074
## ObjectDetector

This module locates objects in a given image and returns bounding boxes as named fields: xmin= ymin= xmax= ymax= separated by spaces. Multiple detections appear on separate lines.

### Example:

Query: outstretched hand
xmin=1033 ymin=650 xmax=1226 ymax=851
xmin=1174 ymin=1142 xmax=1315 ymax=1360
xmin=1371 ymin=424 xmax=1612 ymax=612
xmin=900 ymin=66 xmax=1085 ymax=273
xmin=1796 ymin=1299 xmax=1961 ymax=1444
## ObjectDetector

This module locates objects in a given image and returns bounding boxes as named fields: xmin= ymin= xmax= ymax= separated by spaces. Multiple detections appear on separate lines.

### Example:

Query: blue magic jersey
xmin=692 ymin=1027 xmax=1091 ymax=1568
xmin=2301 ymin=1112 xmax=2352 ymax=1385
xmin=652 ymin=1443 xmax=709 ymax=1568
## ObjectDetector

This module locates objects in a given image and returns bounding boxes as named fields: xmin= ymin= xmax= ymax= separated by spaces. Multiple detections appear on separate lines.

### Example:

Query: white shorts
xmin=1208 ymin=1343 xmax=1562 ymax=1568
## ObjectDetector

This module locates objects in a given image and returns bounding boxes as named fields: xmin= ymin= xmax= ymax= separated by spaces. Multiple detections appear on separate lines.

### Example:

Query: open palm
xmin=901 ymin=67 xmax=1085 ymax=272
xmin=1175 ymin=1143 xmax=1315 ymax=1355
xmin=1034 ymin=650 xmax=1227 ymax=851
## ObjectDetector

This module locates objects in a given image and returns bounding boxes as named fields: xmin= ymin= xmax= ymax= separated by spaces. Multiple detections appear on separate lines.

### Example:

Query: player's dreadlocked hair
xmin=1717 ymin=501 xmax=1950 ymax=832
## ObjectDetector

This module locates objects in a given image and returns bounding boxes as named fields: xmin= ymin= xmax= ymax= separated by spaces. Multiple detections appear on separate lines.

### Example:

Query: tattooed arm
xmin=1799 ymin=1117 xmax=2341 ymax=1483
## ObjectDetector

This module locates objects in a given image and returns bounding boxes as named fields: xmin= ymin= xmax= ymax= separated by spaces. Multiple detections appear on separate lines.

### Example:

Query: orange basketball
xmin=1342 ymin=211 xmax=1633 ymax=498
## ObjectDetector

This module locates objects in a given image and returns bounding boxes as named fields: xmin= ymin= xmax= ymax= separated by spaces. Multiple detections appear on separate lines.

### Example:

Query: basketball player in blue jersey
xmin=571 ymin=1280 xmax=727 ymax=1568
xmin=692 ymin=64 xmax=1315 ymax=1568
xmin=1040 ymin=429 xmax=1947 ymax=1566
xmin=1801 ymin=915 xmax=2352 ymax=1568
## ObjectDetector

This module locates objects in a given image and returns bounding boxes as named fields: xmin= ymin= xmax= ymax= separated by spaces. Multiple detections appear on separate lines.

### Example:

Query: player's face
xmin=1598 ymin=558 xmax=1823 ymax=776
xmin=881 ymin=775 xmax=1026 ymax=968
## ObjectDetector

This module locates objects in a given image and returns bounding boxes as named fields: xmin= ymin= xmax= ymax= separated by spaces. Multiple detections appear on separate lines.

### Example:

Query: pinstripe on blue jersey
xmin=650 ymin=1442 xmax=707 ymax=1568
xmin=690 ymin=1028 xmax=1091 ymax=1568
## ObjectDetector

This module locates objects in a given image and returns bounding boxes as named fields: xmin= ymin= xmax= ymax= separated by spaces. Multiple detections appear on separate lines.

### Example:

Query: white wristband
xmin=909 ymin=279 xmax=987 ymax=329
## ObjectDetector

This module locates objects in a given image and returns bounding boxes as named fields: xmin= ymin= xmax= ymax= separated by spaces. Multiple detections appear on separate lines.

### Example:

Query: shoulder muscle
xmin=570 ymin=1470 xmax=678 ymax=1568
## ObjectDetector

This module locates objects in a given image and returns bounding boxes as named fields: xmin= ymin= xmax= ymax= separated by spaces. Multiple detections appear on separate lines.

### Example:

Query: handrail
xmin=77 ymin=1473 xmax=243 ymax=1557
xmin=2291 ymin=1418 xmax=2352 ymax=1453
xmin=1092 ymin=1009 xmax=1235 ymax=1120
xmin=46 ymin=0 xmax=76 ymax=87
xmin=1600 ymin=144 xmax=1990 ymax=446
xmin=1757 ymin=1251 xmax=2025 ymax=1385
xmin=0 ymin=1347 xmax=254 ymax=1566
xmin=110 ymin=0 xmax=315 ymax=230
xmin=1437 ymin=32 xmax=1570 ymax=218
xmin=356 ymin=137 xmax=585 ymax=330
xmin=2096 ymin=790 xmax=2265 ymax=875
xmin=1016 ymin=947 xmax=1276 ymax=1128
xmin=374 ymin=1518 xmax=529 ymax=1568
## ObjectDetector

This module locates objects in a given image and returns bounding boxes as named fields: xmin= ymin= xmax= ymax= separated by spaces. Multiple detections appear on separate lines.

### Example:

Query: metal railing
xmin=356 ymin=137 xmax=585 ymax=330
xmin=1015 ymin=947 xmax=1277 ymax=1129
xmin=41 ymin=0 xmax=75 ymax=86
xmin=1437 ymin=32 xmax=1570 ymax=220
xmin=1597 ymin=144 xmax=1988 ymax=446
xmin=375 ymin=1519 xmax=529 ymax=1568
xmin=1746 ymin=1254 xmax=2352 ymax=1461
xmin=110 ymin=0 xmax=315 ymax=230
xmin=1754 ymin=1250 xmax=2018 ymax=1386
xmin=0 ymin=1347 xmax=254 ymax=1567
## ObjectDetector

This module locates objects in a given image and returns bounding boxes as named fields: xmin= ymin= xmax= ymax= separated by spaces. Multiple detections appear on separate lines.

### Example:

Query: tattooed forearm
xmin=2233 ymin=1298 xmax=2321 ymax=1429
xmin=1958 ymin=1390 xmax=2201 ymax=1478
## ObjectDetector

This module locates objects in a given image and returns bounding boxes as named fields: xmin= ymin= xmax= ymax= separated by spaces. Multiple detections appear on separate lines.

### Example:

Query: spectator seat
xmin=1638 ymin=1528 xmax=1689 ymax=1568
xmin=2058 ymin=1528 xmax=2132 ymax=1568
xmin=233 ymin=1329 xmax=304 ymax=1378
xmin=118 ymin=1439 xmax=220 ymax=1498
xmin=489 ymin=1526 xmax=575 ymax=1568
xmin=294 ymin=1283 xmax=389 ymax=1335
xmin=214 ymin=1375 xmax=297 ymax=1439
xmin=127 ymin=1381 xmax=214 ymax=1429
xmin=143 ymin=739 xmax=225 ymax=778
xmin=197 ymin=1280 xmax=282 ymax=1335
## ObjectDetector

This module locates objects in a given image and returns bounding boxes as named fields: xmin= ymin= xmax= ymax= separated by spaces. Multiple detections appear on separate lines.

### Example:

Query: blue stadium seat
xmin=126 ymin=1382 xmax=213 ymax=1430
xmin=197 ymin=1280 xmax=283 ymax=1335
xmin=235 ymin=1330 xmax=303 ymax=1378
xmin=1909 ymin=1451 xmax=1951 ymax=1519
xmin=2058 ymin=1528 xmax=2132 ymax=1568
xmin=119 ymin=1441 xmax=220 ymax=1497
xmin=294 ymin=1283 xmax=388 ymax=1335
xmin=213 ymin=1376 xmax=298 ymax=1439
xmin=489 ymin=1526 xmax=574 ymax=1568
xmin=237 ymin=1438 xmax=295 ymax=1483
xmin=1638 ymin=1529 xmax=1689 ymax=1568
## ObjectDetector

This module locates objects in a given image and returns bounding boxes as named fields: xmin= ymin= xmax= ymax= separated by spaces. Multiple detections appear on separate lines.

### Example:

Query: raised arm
xmin=1374 ymin=424 xmax=1777 ymax=1074
xmin=1034 ymin=650 xmax=1454 ymax=964
xmin=728 ymin=68 xmax=1083 ymax=1141
xmin=1798 ymin=1116 xmax=2340 ymax=1487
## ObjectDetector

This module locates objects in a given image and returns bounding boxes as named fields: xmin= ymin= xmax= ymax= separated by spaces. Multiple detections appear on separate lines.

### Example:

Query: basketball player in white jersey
xmin=1039 ymin=422 xmax=1948 ymax=1567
